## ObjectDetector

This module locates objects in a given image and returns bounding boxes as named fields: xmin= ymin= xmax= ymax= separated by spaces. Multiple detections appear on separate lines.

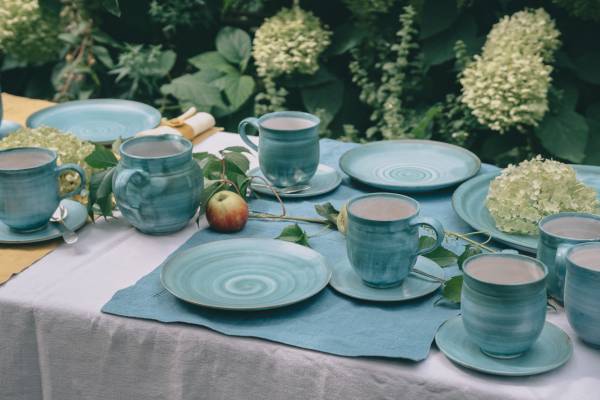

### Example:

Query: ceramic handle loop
xmin=237 ymin=117 xmax=259 ymax=152
xmin=410 ymin=216 xmax=445 ymax=256
xmin=56 ymin=163 xmax=86 ymax=199
xmin=114 ymin=169 xmax=150 ymax=209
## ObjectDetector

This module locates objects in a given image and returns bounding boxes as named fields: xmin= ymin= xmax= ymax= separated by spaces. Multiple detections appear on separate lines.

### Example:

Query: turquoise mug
xmin=113 ymin=134 xmax=203 ymax=235
xmin=345 ymin=193 xmax=445 ymax=288
xmin=461 ymin=253 xmax=548 ymax=358
xmin=0 ymin=147 xmax=85 ymax=231
xmin=238 ymin=111 xmax=320 ymax=187
xmin=537 ymin=212 xmax=600 ymax=303
xmin=564 ymin=242 xmax=600 ymax=347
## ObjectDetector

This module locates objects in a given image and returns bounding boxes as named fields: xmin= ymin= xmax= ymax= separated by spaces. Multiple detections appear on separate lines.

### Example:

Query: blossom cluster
xmin=0 ymin=0 xmax=62 ymax=64
xmin=486 ymin=156 xmax=599 ymax=234
xmin=460 ymin=9 xmax=560 ymax=133
xmin=0 ymin=127 xmax=94 ymax=195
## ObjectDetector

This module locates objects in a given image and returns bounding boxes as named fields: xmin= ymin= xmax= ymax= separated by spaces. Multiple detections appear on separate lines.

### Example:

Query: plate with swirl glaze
xmin=339 ymin=140 xmax=480 ymax=192
xmin=26 ymin=99 xmax=161 ymax=144
xmin=160 ymin=238 xmax=331 ymax=311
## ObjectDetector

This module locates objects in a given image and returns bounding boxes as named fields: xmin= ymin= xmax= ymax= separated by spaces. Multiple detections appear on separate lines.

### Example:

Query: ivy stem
xmin=445 ymin=230 xmax=496 ymax=253
xmin=249 ymin=212 xmax=328 ymax=225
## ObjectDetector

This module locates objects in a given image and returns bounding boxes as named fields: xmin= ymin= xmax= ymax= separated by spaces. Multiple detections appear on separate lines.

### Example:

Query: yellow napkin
xmin=137 ymin=107 xmax=223 ymax=144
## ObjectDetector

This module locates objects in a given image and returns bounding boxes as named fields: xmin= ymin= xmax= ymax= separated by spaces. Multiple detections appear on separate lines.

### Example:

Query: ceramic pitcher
xmin=113 ymin=134 xmax=203 ymax=234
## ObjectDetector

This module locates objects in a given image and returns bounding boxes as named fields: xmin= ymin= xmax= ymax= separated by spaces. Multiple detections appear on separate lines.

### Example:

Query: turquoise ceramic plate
xmin=0 ymin=120 xmax=21 ymax=138
xmin=161 ymin=238 xmax=331 ymax=311
xmin=339 ymin=140 xmax=481 ymax=192
xmin=26 ymin=99 xmax=161 ymax=144
xmin=436 ymin=316 xmax=572 ymax=376
xmin=329 ymin=256 xmax=444 ymax=301
xmin=452 ymin=165 xmax=600 ymax=253
xmin=0 ymin=199 xmax=87 ymax=244
xmin=249 ymin=164 xmax=342 ymax=198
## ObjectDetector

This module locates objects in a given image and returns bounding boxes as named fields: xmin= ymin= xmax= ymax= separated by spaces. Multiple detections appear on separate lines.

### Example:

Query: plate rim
xmin=435 ymin=316 xmax=573 ymax=376
xmin=339 ymin=139 xmax=481 ymax=192
xmin=25 ymin=99 xmax=161 ymax=144
xmin=249 ymin=164 xmax=342 ymax=198
xmin=329 ymin=256 xmax=444 ymax=302
xmin=160 ymin=238 xmax=332 ymax=311
xmin=0 ymin=199 xmax=87 ymax=244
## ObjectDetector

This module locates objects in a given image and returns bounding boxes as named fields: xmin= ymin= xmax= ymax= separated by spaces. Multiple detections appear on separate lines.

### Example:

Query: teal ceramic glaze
xmin=238 ymin=111 xmax=320 ymax=187
xmin=0 ymin=199 xmax=87 ymax=244
xmin=436 ymin=316 xmax=572 ymax=376
xmin=0 ymin=147 xmax=85 ymax=232
xmin=330 ymin=255 xmax=444 ymax=301
xmin=564 ymin=242 xmax=600 ymax=347
xmin=452 ymin=166 xmax=600 ymax=253
xmin=537 ymin=212 xmax=600 ymax=303
xmin=346 ymin=193 xmax=445 ymax=288
xmin=160 ymin=238 xmax=331 ymax=310
xmin=339 ymin=140 xmax=480 ymax=192
xmin=249 ymin=164 xmax=341 ymax=198
xmin=113 ymin=135 xmax=203 ymax=235
xmin=461 ymin=253 xmax=548 ymax=358
xmin=26 ymin=99 xmax=161 ymax=144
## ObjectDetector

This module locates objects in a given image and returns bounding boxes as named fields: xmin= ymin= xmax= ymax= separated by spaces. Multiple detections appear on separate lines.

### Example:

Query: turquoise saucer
xmin=0 ymin=120 xmax=21 ymax=138
xmin=161 ymin=238 xmax=331 ymax=311
xmin=339 ymin=140 xmax=480 ymax=192
xmin=26 ymin=99 xmax=161 ymax=144
xmin=249 ymin=164 xmax=342 ymax=198
xmin=0 ymin=199 xmax=87 ymax=244
xmin=436 ymin=316 xmax=572 ymax=376
xmin=329 ymin=256 xmax=444 ymax=301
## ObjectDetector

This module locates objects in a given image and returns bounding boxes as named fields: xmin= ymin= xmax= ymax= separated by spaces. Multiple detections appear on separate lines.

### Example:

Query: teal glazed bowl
xmin=113 ymin=135 xmax=203 ymax=235
xmin=537 ymin=212 xmax=600 ymax=303
xmin=564 ymin=242 xmax=600 ymax=347
xmin=461 ymin=253 xmax=548 ymax=359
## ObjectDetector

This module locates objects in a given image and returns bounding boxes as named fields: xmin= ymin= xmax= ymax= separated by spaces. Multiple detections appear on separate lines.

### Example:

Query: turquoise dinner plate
xmin=339 ymin=140 xmax=481 ymax=192
xmin=452 ymin=165 xmax=600 ymax=253
xmin=26 ymin=99 xmax=161 ymax=144
xmin=435 ymin=316 xmax=572 ymax=376
xmin=160 ymin=238 xmax=331 ymax=311
xmin=329 ymin=256 xmax=444 ymax=302
xmin=249 ymin=164 xmax=342 ymax=198
xmin=0 ymin=199 xmax=87 ymax=244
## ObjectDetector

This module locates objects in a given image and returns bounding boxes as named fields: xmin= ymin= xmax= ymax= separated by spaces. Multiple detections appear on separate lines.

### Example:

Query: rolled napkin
xmin=136 ymin=108 xmax=220 ymax=141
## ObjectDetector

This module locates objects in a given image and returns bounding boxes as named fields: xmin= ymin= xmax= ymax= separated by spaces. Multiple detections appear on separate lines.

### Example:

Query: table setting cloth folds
xmin=1 ymin=133 xmax=599 ymax=400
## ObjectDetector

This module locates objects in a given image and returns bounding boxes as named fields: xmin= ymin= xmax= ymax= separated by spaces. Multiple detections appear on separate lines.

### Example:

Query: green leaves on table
xmin=314 ymin=202 xmax=340 ymax=229
xmin=419 ymin=236 xmax=458 ymax=267
xmin=276 ymin=224 xmax=311 ymax=247
xmin=85 ymin=145 xmax=119 ymax=219
xmin=440 ymin=276 xmax=463 ymax=305
xmin=85 ymin=144 xmax=118 ymax=169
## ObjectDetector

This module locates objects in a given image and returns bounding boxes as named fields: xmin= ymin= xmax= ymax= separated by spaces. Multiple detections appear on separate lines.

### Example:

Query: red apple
xmin=206 ymin=190 xmax=249 ymax=232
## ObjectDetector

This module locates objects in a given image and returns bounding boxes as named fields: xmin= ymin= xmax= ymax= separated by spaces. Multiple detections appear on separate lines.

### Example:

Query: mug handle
xmin=237 ymin=117 xmax=259 ymax=152
xmin=554 ymin=243 xmax=572 ymax=295
xmin=56 ymin=163 xmax=86 ymax=199
xmin=113 ymin=169 xmax=149 ymax=209
xmin=410 ymin=216 xmax=445 ymax=256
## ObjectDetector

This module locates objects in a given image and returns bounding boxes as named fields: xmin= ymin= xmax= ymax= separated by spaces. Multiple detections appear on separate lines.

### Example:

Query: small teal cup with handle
xmin=461 ymin=253 xmax=548 ymax=359
xmin=0 ymin=147 xmax=86 ymax=231
xmin=537 ymin=212 xmax=600 ymax=303
xmin=345 ymin=193 xmax=445 ymax=288
xmin=564 ymin=242 xmax=600 ymax=347
xmin=238 ymin=111 xmax=320 ymax=187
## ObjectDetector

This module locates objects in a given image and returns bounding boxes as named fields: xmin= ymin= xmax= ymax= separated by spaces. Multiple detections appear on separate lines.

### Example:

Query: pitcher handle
xmin=56 ymin=163 xmax=86 ymax=199
xmin=237 ymin=117 xmax=259 ymax=152
xmin=113 ymin=169 xmax=149 ymax=209
xmin=410 ymin=216 xmax=445 ymax=256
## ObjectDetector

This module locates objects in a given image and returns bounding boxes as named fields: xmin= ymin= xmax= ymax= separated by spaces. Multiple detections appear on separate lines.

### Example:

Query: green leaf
xmin=441 ymin=276 xmax=463 ymax=304
xmin=422 ymin=15 xmax=478 ymax=68
xmin=301 ymin=78 xmax=344 ymax=127
xmin=203 ymin=158 xmax=224 ymax=180
xmin=215 ymin=27 xmax=252 ymax=69
xmin=535 ymin=109 xmax=589 ymax=163
xmin=276 ymin=224 xmax=311 ymax=247
xmin=85 ymin=145 xmax=118 ymax=169
xmin=410 ymin=105 xmax=442 ymax=139
xmin=584 ymin=117 xmax=600 ymax=165
xmin=314 ymin=202 xmax=339 ymax=226
xmin=200 ymin=181 xmax=223 ymax=213
xmin=572 ymin=52 xmax=600 ymax=85
xmin=223 ymin=151 xmax=250 ymax=173
xmin=586 ymin=103 xmax=600 ymax=122
xmin=192 ymin=152 xmax=213 ymax=162
xmin=326 ymin=23 xmax=366 ymax=55
xmin=101 ymin=0 xmax=121 ymax=17
xmin=188 ymin=52 xmax=238 ymax=74
xmin=92 ymin=45 xmax=113 ymax=68
xmin=214 ymin=74 xmax=255 ymax=111
xmin=87 ymin=168 xmax=115 ymax=219
xmin=419 ymin=0 xmax=460 ymax=39
xmin=457 ymin=245 xmax=482 ymax=270
xmin=419 ymin=236 xmax=458 ymax=267
xmin=223 ymin=146 xmax=252 ymax=154
xmin=161 ymin=72 xmax=227 ymax=111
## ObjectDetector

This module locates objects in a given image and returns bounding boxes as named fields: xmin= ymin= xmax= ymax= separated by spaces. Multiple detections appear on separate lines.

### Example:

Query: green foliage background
xmin=1 ymin=0 xmax=599 ymax=167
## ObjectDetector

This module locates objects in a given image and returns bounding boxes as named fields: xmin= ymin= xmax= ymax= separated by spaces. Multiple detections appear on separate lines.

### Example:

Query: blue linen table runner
xmin=102 ymin=139 xmax=499 ymax=361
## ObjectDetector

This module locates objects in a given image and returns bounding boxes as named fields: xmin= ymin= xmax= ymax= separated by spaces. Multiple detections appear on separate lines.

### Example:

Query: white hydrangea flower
xmin=486 ymin=156 xmax=599 ymax=234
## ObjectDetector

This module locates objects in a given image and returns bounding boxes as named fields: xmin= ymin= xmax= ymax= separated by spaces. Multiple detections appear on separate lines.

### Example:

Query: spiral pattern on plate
xmin=69 ymin=120 xmax=127 ymax=138
xmin=372 ymin=163 xmax=439 ymax=184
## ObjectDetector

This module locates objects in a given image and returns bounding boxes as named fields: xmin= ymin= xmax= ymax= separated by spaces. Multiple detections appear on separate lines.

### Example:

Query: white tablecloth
xmin=1 ymin=132 xmax=599 ymax=400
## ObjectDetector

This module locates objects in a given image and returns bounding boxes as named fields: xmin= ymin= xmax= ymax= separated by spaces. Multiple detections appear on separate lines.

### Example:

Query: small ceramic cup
xmin=0 ymin=147 xmax=85 ymax=231
xmin=564 ymin=242 xmax=600 ymax=347
xmin=537 ymin=212 xmax=600 ymax=303
xmin=345 ymin=193 xmax=445 ymax=288
xmin=238 ymin=111 xmax=320 ymax=187
xmin=461 ymin=253 xmax=548 ymax=359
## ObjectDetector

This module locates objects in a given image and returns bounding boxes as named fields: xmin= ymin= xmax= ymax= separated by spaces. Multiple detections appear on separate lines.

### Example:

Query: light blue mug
xmin=461 ymin=253 xmax=548 ymax=358
xmin=564 ymin=242 xmax=600 ymax=347
xmin=0 ymin=147 xmax=86 ymax=231
xmin=345 ymin=193 xmax=445 ymax=288
xmin=238 ymin=111 xmax=320 ymax=187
